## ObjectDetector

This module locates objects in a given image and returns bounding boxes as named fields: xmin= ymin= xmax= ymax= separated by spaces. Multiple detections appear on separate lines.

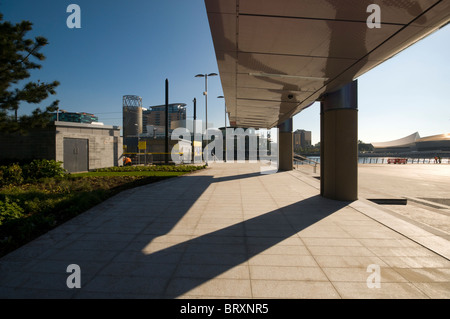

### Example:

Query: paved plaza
xmin=0 ymin=163 xmax=449 ymax=298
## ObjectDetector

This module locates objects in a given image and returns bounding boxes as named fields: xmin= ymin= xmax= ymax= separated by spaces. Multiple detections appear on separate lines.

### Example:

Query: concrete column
xmin=320 ymin=80 xmax=358 ymax=201
xmin=278 ymin=118 xmax=293 ymax=171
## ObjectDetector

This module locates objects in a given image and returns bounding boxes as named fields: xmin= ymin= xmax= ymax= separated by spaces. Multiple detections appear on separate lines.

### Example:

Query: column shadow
xmin=134 ymin=174 xmax=348 ymax=298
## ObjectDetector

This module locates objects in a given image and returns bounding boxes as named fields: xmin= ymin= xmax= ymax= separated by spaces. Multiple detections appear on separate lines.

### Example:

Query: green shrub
xmin=94 ymin=164 xmax=206 ymax=173
xmin=0 ymin=197 xmax=25 ymax=226
xmin=23 ymin=159 xmax=67 ymax=180
xmin=0 ymin=163 xmax=24 ymax=186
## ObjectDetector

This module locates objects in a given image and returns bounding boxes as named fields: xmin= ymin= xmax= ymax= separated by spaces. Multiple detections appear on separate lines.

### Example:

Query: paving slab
xmin=0 ymin=162 xmax=449 ymax=299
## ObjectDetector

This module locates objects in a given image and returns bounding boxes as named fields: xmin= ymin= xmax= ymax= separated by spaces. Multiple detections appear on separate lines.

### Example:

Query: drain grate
xmin=368 ymin=198 xmax=407 ymax=205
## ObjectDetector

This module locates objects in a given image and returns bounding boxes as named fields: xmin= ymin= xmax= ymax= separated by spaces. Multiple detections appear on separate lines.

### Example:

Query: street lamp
xmin=56 ymin=108 xmax=66 ymax=122
xmin=195 ymin=73 xmax=217 ymax=165
xmin=218 ymin=96 xmax=227 ymax=162
xmin=134 ymin=123 xmax=140 ymax=165
xmin=192 ymin=97 xmax=197 ymax=164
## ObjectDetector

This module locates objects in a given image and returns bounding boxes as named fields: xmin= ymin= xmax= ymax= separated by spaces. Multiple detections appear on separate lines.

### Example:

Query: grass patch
xmin=0 ymin=164 xmax=205 ymax=257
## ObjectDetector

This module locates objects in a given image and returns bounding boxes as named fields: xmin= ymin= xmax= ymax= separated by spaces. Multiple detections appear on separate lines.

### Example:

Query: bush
xmin=0 ymin=197 xmax=25 ymax=226
xmin=0 ymin=163 xmax=24 ymax=186
xmin=94 ymin=164 xmax=206 ymax=173
xmin=23 ymin=159 xmax=67 ymax=180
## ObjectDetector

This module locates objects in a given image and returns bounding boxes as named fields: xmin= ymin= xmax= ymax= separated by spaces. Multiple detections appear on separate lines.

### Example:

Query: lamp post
xmin=134 ymin=123 xmax=140 ymax=165
xmin=195 ymin=73 xmax=217 ymax=165
xmin=192 ymin=97 xmax=197 ymax=164
xmin=217 ymin=96 xmax=227 ymax=162
xmin=56 ymin=108 xmax=66 ymax=122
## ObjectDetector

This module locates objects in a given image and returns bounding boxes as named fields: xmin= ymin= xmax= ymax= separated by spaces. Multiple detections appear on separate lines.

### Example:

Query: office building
xmin=143 ymin=103 xmax=186 ymax=133
xmin=293 ymin=129 xmax=312 ymax=151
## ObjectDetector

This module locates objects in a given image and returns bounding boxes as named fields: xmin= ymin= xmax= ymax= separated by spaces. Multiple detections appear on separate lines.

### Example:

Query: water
xmin=295 ymin=156 xmax=450 ymax=165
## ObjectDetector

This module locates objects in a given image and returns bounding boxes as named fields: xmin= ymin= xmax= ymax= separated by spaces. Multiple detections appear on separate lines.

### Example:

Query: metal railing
xmin=294 ymin=154 xmax=319 ymax=173
xmin=292 ymin=155 xmax=450 ymax=167
xmin=359 ymin=157 xmax=449 ymax=164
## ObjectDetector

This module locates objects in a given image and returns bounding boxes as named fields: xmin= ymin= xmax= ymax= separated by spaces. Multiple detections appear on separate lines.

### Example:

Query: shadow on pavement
xmin=126 ymin=170 xmax=348 ymax=297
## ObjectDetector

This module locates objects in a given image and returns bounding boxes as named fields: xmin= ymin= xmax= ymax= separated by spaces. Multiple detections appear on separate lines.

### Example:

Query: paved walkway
xmin=0 ymin=163 xmax=449 ymax=298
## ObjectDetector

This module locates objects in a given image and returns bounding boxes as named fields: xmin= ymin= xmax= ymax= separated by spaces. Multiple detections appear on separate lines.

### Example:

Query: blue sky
xmin=2 ymin=0 xmax=449 ymax=145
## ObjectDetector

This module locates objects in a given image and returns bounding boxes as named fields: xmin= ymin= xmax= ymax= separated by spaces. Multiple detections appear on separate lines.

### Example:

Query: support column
xmin=320 ymin=80 xmax=358 ymax=201
xmin=278 ymin=118 xmax=293 ymax=171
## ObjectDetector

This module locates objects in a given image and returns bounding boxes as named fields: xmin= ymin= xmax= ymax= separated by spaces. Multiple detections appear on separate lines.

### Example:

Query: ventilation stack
xmin=122 ymin=95 xmax=143 ymax=137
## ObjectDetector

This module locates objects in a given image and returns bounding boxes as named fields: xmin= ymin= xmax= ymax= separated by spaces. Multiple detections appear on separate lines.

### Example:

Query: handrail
xmin=294 ymin=154 xmax=319 ymax=164
xmin=293 ymin=153 xmax=319 ymax=173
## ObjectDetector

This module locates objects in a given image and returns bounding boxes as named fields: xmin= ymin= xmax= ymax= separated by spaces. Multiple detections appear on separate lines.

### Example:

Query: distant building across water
xmin=372 ymin=132 xmax=450 ymax=153
xmin=293 ymin=129 xmax=312 ymax=152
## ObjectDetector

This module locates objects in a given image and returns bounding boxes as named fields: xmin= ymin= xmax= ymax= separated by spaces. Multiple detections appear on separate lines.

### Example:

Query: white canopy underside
xmin=205 ymin=0 xmax=450 ymax=128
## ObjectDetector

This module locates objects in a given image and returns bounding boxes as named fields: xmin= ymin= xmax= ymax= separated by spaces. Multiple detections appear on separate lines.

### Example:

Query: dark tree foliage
xmin=0 ymin=13 xmax=59 ymax=133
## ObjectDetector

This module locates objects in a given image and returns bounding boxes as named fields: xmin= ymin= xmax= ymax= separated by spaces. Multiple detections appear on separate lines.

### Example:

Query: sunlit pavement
xmin=1 ymin=162 xmax=449 ymax=298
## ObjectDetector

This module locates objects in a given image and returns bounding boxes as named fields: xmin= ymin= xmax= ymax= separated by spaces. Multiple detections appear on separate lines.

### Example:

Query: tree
xmin=0 ymin=14 xmax=59 ymax=133
xmin=358 ymin=140 xmax=374 ymax=152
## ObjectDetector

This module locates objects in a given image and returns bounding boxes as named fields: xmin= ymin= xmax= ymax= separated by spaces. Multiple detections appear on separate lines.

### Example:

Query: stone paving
xmin=0 ymin=163 xmax=449 ymax=298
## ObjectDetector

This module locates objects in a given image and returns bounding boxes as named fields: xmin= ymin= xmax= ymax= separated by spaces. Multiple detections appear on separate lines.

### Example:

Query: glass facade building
xmin=143 ymin=103 xmax=186 ymax=133
xmin=53 ymin=112 xmax=98 ymax=124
